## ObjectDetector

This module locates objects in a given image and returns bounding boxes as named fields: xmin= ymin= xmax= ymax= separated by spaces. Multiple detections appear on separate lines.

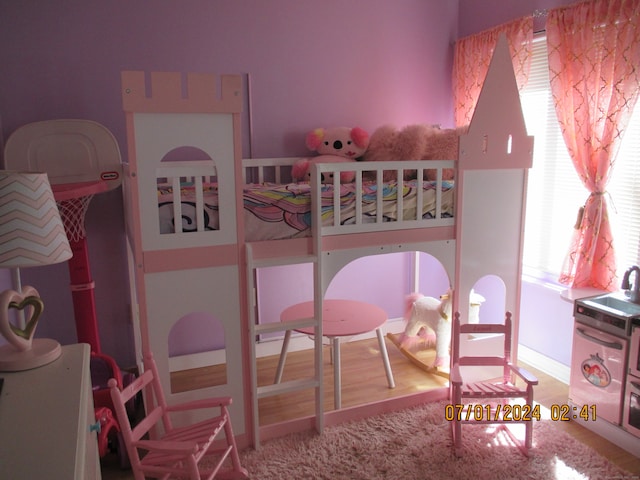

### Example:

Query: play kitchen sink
xmin=575 ymin=291 xmax=640 ymax=337
xmin=575 ymin=265 xmax=640 ymax=336
xmin=582 ymin=294 xmax=640 ymax=315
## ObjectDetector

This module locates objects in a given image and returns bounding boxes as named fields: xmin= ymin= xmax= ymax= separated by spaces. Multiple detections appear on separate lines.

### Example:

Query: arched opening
xmin=168 ymin=311 xmax=227 ymax=393
xmin=254 ymin=250 xmax=452 ymax=425
xmin=157 ymin=145 xmax=219 ymax=234
xmin=161 ymin=146 xmax=213 ymax=162
xmin=471 ymin=274 xmax=506 ymax=324
xmin=456 ymin=275 xmax=508 ymax=381
xmin=415 ymin=251 xmax=452 ymax=297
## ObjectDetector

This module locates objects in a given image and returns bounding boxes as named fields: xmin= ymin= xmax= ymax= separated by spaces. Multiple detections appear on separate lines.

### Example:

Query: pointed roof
xmin=459 ymin=33 xmax=534 ymax=170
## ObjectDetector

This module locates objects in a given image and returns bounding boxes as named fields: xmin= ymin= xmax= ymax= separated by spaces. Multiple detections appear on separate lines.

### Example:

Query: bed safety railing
xmin=310 ymin=160 xmax=455 ymax=237
xmin=155 ymin=158 xmax=455 ymax=244
xmin=157 ymin=161 xmax=218 ymax=234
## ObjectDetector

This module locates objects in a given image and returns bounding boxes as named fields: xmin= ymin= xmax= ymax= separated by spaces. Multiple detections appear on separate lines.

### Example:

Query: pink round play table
xmin=275 ymin=299 xmax=396 ymax=409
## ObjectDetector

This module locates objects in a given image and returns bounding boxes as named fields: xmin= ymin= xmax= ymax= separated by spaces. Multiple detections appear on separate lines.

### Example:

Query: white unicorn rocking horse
xmin=401 ymin=291 xmax=453 ymax=369
xmin=388 ymin=289 xmax=485 ymax=376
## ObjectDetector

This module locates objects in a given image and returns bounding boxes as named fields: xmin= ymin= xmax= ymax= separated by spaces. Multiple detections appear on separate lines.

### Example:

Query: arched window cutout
xmin=156 ymin=146 xmax=220 ymax=235
xmin=415 ymin=252 xmax=451 ymax=298
xmin=326 ymin=252 xmax=410 ymax=317
xmin=168 ymin=311 xmax=227 ymax=393
xmin=471 ymin=275 xmax=506 ymax=324
xmin=161 ymin=146 xmax=213 ymax=162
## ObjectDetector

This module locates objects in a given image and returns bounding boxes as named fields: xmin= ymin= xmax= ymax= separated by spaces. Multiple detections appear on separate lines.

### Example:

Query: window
xmin=520 ymin=34 xmax=640 ymax=284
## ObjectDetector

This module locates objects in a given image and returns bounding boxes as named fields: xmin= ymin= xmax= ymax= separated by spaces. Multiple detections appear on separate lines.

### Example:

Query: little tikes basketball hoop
xmin=4 ymin=119 xmax=122 ymax=352
xmin=4 ymin=119 xmax=129 ymax=461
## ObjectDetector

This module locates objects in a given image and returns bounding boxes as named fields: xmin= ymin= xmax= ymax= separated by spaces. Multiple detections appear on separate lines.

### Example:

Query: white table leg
xmin=332 ymin=336 xmax=341 ymax=409
xmin=376 ymin=328 xmax=395 ymax=388
xmin=274 ymin=330 xmax=292 ymax=384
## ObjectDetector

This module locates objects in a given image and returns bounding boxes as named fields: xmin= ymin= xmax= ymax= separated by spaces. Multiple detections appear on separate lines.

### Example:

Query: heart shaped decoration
xmin=0 ymin=286 xmax=44 ymax=352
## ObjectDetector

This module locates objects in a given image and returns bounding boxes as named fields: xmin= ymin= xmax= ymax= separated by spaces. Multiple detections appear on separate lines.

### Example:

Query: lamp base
xmin=0 ymin=338 xmax=62 ymax=371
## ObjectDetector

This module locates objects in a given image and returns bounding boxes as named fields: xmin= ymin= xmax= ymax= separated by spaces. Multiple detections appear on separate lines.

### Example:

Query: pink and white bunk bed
xmin=121 ymin=35 xmax=533 ymax=449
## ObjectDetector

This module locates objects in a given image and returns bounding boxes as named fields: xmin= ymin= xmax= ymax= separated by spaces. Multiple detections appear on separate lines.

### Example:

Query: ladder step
xmin=251 ymin=254 xmax=318 ymax=268
xmin=257 ymin=378 xmax=319 ymax=398
xmin=253 ymin=317 xmax=317 ymax=335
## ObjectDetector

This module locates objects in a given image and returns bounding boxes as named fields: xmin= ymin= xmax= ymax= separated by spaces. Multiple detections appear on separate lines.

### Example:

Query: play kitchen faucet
xmin=621 ymin=265 xmax=640 ymax=304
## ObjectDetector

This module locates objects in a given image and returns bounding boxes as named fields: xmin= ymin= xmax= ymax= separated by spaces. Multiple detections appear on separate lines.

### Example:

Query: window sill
xmin=559 ymin=286 xmax=606 ymax=304
xmin=522 ymin=272 xmax=606 ymax=303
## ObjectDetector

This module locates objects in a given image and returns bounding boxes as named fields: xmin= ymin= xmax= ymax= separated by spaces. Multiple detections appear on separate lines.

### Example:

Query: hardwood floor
xmin=256 ymin=333 xmax=449 ymax=425
xmin=101 ymin=336 xmax=640 ymax=478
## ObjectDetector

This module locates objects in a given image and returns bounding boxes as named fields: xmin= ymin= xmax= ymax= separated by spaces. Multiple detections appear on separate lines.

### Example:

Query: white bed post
xmin=311 ymin=164 xmax=326 ymax=435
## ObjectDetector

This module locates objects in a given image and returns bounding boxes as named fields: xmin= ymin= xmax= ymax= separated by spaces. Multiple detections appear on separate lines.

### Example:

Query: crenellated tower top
xmin=121 ymin=71 xmax=242 ymax=114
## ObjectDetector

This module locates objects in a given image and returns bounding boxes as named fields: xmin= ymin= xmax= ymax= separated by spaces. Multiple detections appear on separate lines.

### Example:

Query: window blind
xmin=520 ymin=35 xmax=640 ymax=283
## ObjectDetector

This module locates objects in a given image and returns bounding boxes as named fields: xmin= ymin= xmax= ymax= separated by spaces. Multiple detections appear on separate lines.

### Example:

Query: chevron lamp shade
xmin=0 ymin=171 xmax=72 ymax=268
xmin=0 ymin=171 xmax=72 ymax=371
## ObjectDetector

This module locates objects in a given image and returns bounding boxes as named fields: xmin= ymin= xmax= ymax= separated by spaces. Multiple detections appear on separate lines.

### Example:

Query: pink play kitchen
xmin=570 ymin=266 xmax=640 ymax=457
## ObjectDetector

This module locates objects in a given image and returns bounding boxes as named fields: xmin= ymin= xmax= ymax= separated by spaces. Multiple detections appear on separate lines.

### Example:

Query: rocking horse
xmin=401 ymin=291 xmax=453 ymax=367
xmin=387 ymin=289 xmax=484 ymax=377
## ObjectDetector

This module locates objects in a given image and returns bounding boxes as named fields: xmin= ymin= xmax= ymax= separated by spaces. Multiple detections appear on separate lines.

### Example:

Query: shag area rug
xmin=239 ymin=401 xmax=633 ymax=480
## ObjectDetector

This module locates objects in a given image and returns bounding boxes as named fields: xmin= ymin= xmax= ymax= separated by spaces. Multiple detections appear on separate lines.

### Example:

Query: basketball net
xmin=56 ymin=195 xmax=94 ymax=242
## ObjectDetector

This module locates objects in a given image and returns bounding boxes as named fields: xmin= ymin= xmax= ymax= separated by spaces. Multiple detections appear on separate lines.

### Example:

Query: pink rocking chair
xmin=108 ymin=352 xmax=249 ymax=480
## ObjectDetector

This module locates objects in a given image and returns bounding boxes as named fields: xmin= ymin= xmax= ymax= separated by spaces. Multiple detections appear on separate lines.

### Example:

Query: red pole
xmin=67 ymin=236 xmax=101 ymax=353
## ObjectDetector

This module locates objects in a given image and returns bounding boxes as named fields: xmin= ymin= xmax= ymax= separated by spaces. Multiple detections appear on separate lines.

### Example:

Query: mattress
xmin=157 ymin=180 xmax=455 ymax=241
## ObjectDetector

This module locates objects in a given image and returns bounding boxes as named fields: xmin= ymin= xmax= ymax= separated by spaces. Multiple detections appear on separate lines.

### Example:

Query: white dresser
xmin=0 ymin=343 xmax=101 ymax=479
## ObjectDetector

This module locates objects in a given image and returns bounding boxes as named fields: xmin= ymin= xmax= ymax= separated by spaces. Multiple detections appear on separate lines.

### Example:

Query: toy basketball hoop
xmin=53 ymin=181 xmax=110 ymax=243
xmin=4 ymin=119 xmax=122 ymax=352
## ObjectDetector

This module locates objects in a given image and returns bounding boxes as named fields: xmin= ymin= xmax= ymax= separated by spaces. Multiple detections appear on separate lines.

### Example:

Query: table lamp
xmin=0 ymin=171 xmax=72 ymax=371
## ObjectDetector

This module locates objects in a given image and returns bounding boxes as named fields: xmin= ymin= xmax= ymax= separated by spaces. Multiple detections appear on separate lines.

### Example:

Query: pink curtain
xmin=453 ymin=17 xmax=533 ymax=128
xmin=551 ymin=0 xmax=640 ymax=290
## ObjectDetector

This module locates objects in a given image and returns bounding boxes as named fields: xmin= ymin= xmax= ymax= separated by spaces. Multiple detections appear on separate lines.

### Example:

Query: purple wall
xmin=1 ymin=0 xmax=459 ymax=156
xmin=520 ymin=281 xmax=575 ymax=366
xmin=255 ymin=256 xmax=392 ymax=344
xmin=256 ymin=253 xmax=415 ymax=333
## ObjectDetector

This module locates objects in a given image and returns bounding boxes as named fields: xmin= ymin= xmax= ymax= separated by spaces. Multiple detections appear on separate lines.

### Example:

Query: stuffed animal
xmin=363 ymin=124 xmax=459 ymax=181
xmin=305 ymin=126 xmax=370 ymax=159
xmin=291 ymin=155 xmax=357 ymax=183
xmin=399 ymin=289 xmax=485 ymax=368
xmin=292 ymin=126 xmax=370 ymax=183
xmin=400 ymin=290 xmax=453 ymax=368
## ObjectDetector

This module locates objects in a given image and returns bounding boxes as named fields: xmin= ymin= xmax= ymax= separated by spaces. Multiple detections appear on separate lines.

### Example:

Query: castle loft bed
xmin=121 ymin=34 xmax=533 ymax=449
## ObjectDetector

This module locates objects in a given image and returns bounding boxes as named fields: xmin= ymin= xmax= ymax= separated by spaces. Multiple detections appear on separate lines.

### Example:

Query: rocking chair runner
xmin=108 ymin=352 xmax=248 ymax=480
xmin=450 ymin=311 xmax=538 ymax=456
